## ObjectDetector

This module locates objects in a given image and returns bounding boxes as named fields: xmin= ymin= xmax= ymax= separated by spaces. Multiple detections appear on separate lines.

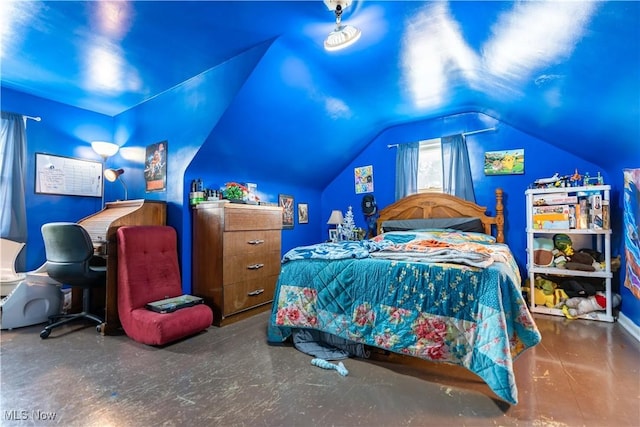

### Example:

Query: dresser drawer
xmin=224 ymin=207 xmax=282 ymax=231
xmin=223 ymin=230 xmax=280 ymax=256
xmin=222 ymin=251 xmax=281 ymax=284
xmin=223 ymin=275 xmax=278 ymax=316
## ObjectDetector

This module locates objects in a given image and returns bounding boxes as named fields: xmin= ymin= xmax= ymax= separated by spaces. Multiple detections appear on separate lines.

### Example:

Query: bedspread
xmin=268 ymin=232 xmax=541 ymax=404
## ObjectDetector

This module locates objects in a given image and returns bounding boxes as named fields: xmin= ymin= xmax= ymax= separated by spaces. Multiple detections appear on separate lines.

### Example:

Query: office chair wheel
xmin=96 ymin=324 xmax=103 ymax=334
xmin=40 ymin=329 xmax=50 ymax=339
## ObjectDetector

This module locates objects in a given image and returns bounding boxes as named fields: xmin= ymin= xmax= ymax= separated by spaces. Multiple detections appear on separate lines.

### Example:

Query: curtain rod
xmin=387 ymin=126 xmax=497 ymax=148
xmin=1 ymin=110 xmax=42 ymax=122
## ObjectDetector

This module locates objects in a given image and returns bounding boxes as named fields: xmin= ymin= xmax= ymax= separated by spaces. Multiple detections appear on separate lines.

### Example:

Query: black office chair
xmin=39 ymin=222 xmax=106 ymax=339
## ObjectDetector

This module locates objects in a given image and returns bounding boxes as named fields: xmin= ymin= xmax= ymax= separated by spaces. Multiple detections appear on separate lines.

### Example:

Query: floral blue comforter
xmin=268 ymin=231 xmax=541 ymax=404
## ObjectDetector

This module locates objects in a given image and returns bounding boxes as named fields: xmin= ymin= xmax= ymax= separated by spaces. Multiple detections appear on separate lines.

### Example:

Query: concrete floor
xmin=0 ymin=311 xmax=638 ymax=427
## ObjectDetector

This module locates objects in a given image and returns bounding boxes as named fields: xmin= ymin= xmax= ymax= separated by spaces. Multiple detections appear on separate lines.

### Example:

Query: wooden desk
xmin=77 ymin=200 xmax=166 ymax=335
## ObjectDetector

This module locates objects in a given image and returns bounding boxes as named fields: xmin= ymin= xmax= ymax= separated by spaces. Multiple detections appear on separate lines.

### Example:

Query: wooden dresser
xmin=192 ymin=202 xmax=282 ymax=326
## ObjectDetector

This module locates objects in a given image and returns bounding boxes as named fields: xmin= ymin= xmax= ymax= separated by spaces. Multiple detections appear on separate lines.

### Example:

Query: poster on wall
xmin=279 ymin=194 xmax=294 ymax=229
xmin=623 ymin=168 xmax=640 ymax=300
xmin=484 ymin=149 xmax=524 ymax=175
xmin=354 ymin=165 xmax=374 ymax=194
xmin=145 ymin=141 xmax=167 ymax=192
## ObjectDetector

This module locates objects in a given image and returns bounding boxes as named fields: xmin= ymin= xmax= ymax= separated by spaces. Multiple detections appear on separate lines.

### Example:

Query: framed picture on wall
xmin=483 ymin=149 xmax=524 ymax=175
xmin=145 ymin=140 xmax=167 ymax=192
xmin=279 ymin=194 xmax=294 ymax=229
xmin=354 ymin=165 xmax=374 ymax=194
xmin=298 ymin=203 xmax=308 ymax=224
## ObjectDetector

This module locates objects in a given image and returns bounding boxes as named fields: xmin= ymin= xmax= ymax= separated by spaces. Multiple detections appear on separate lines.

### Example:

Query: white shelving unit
xmin=525 ymin=185 xmax=614 ymax=322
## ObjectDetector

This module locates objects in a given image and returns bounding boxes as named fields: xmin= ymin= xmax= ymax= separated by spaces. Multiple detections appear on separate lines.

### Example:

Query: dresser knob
xmin=247 ymin=263 xmax=264 ymax=269
xmin=248 ymin=239 xmax=265 ymax=245
xmin=248 ymin=289 xmax=264 ymax=296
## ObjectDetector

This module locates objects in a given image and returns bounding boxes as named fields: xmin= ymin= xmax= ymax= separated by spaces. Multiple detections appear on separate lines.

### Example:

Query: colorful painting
xmin=624 ymin=168 xmax=640 ymax=300
xmin=145 ymin=140 xmax=167 ymax=192
xmin=484 ymin=149 xmax=524 ymax=175
xmin=355 ymin=165 xmax=374 ymax=194
xmin=279 ymin=194 xmax=294 ymax=229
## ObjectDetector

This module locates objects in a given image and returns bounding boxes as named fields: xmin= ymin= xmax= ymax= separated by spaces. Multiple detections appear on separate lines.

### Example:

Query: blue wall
xmin=3 ymin=93 xmax=638 ymax=329
xmin=1 ymin=87 xmax=113 ymax=270
xmin=322 ymin=112 xmax=604 ymax=271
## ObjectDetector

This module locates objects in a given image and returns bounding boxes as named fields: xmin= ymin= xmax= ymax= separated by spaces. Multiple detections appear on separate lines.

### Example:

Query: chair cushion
xmin=117 ymin=226 xmax=183 ymax=310
xmin=126 ymin=305 xmax=213 ymax=346
xmin=117 ymin=226 xmax=213 ymax=345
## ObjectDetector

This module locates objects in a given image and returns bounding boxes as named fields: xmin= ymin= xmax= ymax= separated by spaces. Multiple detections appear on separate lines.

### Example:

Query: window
xmin=417 ymin=138 xmax=442 ymax=192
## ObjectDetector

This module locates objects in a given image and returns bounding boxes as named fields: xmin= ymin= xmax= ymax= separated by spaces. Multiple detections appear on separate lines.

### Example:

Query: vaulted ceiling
xmin=2 ymin=1 xmax=639 ymax=184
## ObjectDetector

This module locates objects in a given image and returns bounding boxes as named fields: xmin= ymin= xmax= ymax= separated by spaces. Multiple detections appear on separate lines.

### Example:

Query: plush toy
xmin=311 ymin=358 xmax=349 ymax=376
xmin=561 ymin=292 xmax=621 ymax=319
xmin=533 ymin=237 xmax=555 ymax=267
xmin=551 ymin=249 xmax=567 ymax=268
xmin=534 ymin=276 xmax=556 ymax=295
xmin=531 ymin=277 xmax=568 ymax=308
xmin=553 ymin=234 xmax=574 ymax=257
xmin=611 ymin=255 xmax=621 ymax=272
xmin=565 ymin=251 xmax=596 ymax=272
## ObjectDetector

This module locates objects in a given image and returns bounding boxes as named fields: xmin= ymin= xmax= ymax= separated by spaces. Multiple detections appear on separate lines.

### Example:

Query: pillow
xmin=380 ymin=217 xmax=484 ymax=233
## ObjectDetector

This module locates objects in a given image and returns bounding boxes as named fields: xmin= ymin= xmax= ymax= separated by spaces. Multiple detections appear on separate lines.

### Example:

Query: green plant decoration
xmin=223 ymin=184 xmax=244 ymax=200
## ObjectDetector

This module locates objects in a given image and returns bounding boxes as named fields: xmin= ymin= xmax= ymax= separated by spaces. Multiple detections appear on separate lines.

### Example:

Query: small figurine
xmin=534 ymin=173 xmax=560 ymax=188
xmin=569 ymin=169 xmax=582 ymax=187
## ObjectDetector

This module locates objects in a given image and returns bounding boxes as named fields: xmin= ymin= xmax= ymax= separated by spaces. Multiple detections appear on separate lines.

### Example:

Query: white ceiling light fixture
xmin=324 ymin=0 xmax=361 ymax=51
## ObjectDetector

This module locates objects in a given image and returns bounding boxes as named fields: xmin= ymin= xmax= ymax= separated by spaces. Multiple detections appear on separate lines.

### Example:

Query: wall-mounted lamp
xmin=91 ymin=141 xmax=119 ymax=160
xmin=104 ymin=168 xmax=128 ymax=201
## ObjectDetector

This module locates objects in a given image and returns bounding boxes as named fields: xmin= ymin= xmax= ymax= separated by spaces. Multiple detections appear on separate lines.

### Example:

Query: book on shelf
xmin=532 ymin=193 xmax=578 ymax=206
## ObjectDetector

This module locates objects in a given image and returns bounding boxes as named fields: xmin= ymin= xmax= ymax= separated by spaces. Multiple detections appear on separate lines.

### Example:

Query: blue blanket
xmin=269 ymin=232 xmax=541 ymax=404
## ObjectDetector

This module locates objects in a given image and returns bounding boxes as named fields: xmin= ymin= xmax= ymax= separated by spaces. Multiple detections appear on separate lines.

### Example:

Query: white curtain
xmin=0 ymin=112 xmax=28 ymax=270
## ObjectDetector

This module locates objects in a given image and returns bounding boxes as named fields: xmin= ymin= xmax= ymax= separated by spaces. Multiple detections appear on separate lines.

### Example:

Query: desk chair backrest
xmin=41 ymin=222 xmax=103 ymax=287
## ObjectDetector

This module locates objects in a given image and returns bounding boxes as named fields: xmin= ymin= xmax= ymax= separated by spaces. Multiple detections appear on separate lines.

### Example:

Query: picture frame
xmin=483 ymin=149 xmax=524 ymax=175
xmin=279 ymin=194 xmax=294 ymax=229
xmin=297 ymin=203 xmax=308 ymax=224
xmin=354 ymin=165 xmax=374 ymax=194
xmin=145 ymin=140 xmax=167 ymax=192
xmin=329 ymin=229 xmax=338 ymax=242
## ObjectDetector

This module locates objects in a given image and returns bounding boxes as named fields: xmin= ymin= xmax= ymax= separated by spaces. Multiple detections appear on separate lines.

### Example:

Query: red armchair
xmin=117 ymin=225 xmax=212 ymax=345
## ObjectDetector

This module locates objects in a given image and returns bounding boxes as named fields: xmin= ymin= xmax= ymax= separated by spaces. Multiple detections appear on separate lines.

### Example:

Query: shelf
xmin=525 ymin=185 xmax=610 ymax=195
xmin=531 ymin=305 xmax=615 ymax=323
xmin=528 ymin=266 xmax=612 ymax=279
xmin=526 ymin=184 xmax=614 ymax=323
xmin=527 ymin=228 xmax=611 ymax=235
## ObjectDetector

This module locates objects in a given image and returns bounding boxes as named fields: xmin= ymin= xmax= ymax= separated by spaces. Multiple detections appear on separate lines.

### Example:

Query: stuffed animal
xmin=553 ymin=234 xmax=574 ymax=257
xmin=561 ymin=292 xmax=621 ymax=319
xmin=565 ymin=251 xmax=596 ymax=272
xmin=533 ymin=237 xmax=555 ymax=267
xmin=531 ymin=277 xmax=568 ymax=308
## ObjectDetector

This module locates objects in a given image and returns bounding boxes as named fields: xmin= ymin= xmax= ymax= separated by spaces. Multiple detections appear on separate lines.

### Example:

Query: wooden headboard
xmin=377 ymin=188 xmax=505 ymax=243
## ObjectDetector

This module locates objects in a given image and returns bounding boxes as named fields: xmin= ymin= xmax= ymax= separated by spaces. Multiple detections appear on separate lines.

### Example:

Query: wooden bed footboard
xmin=377 ymin=188 xmax=504 ymax=243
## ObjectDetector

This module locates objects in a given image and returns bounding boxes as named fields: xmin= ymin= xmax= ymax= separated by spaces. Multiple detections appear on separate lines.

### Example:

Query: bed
xmin=267 ymin=189 xmax=541 ymax=404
